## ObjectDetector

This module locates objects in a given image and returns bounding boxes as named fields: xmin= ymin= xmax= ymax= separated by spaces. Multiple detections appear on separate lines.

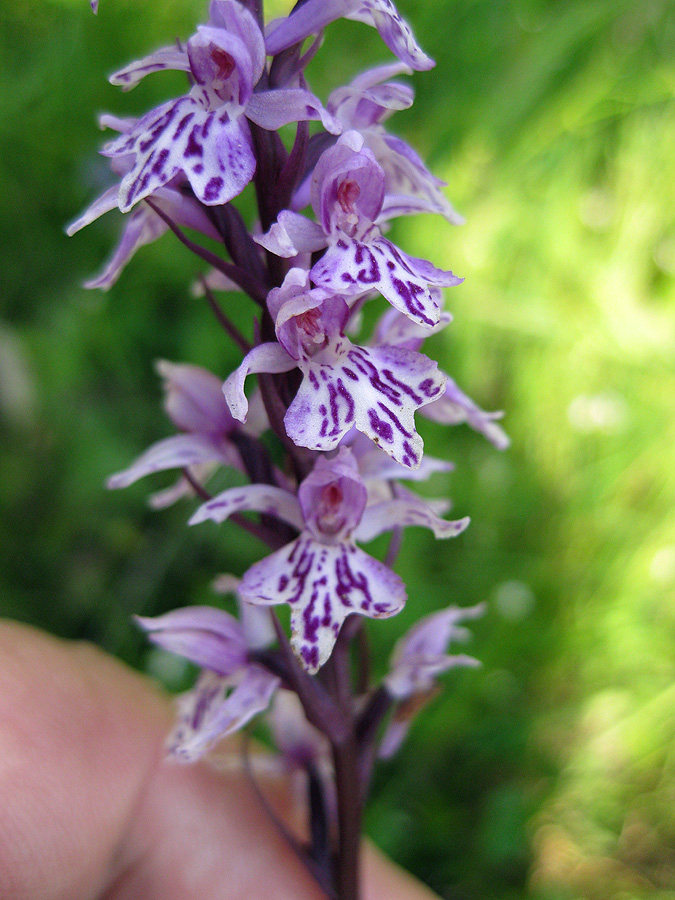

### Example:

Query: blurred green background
xmin=2 ymin=0 xmax=675 ymax=896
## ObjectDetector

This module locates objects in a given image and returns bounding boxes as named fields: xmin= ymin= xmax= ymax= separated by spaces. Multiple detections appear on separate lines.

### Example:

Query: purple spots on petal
xmin=377 ymin=401 xmax=413 ymax=437
xmin=336 ymin=379 xmax=355 ymax=424
xmin=368 ymin=409 xmax=394 ymax=443
xmin=419 ymin=377 xmax=439 ymax=397
xmin=382 ymin=367 xmax=423 ymax=404
xmin=173 ymin=112 xmax=195 ymax=141
xmin=204 ymin=176 xmax=224 ymax=201
xmin=151 ymin=147 xmax=169 ymax=174
xmin=184 ymin=124 xmax=204 ymax=158
xmin=402 ymin=440 xmax=419 ymax=466
xmin=301 ymin=644 xmax=319 ymax=670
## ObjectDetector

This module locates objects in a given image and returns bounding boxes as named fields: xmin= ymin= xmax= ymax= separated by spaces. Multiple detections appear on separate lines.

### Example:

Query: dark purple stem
xmin=324 ymin=629 xmax=363 ymax=900
xmin=198 ymin=276 xmax=251 ymax=353
xmin=144 ymin=200 xmax=268 ymax=305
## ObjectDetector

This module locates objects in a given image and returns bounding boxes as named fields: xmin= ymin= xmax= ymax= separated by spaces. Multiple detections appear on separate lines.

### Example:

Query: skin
xmin=0 ymin=620 xmax=439 ymax=900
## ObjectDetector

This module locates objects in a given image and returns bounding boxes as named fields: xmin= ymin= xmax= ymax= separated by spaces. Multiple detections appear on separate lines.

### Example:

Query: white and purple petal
xmin=420 ymin=376 xmax=511 ymax=450
xmin=222 ymin=342 xmax=296 ymax=422
xmin=311 ymin=235 xmax=461 ymax=328
xmin=298 ymin=449 xmax=367 ymax=542
xmin=82 ymin=204 xmax=168 ymax=290
xmin=245 ymin=88 xmax=340 ymax=134
xmin=189 ymin=483 xmax=304 ymax=531
xmin=109 ymin=46 xmax=190 ymax=90
xmin=208 ymin=0 xmax=266 ymax=87
xmin=157 ymin=360 xmax=236 ymax=436
xmin=385 ymin=603 xmax=485 ymax=699
xmin=168 ymin=666 xmax=279 ymax=762
xmin=107 ymin=433 xmax=239 ymax=490
xmin=286 ymin=343 xmax=446 ymax=468
xmin=104 ymin=91 xmax=255 ymax=211
xmin=66 ymin=185 xmax=120 ymax=237
xmin=265 ymin=0 xmax=433 ymax=71
xmin=255 ymin=210 xmax=327 ymax=258
xmin=356 ymin=495 xmax=470 ymax=542
xmin=239 ymin=535 xmax=405 ymax=673
xmin=347 ymin=0 xmax=434 ymax=71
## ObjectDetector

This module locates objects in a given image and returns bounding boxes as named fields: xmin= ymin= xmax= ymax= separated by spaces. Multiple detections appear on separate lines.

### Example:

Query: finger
xmin=0 ymin=621 xmax=440 ymax=900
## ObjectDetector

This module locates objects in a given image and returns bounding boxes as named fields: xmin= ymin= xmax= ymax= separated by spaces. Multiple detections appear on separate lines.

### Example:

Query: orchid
xmin=136 ymin=604 xmax=279 ymax=760
xmin=223 ymin=267 xmax=447 ymax=467
xmin=325 ymin=64 xmax=464 ymax=224
xmin=190 ymin=448 xmax=469 ymax=672
xmin=67 ymin=116 xmax=222 ymax=289
xmin=257 ymin=130 xmax=463 ymax=328
xmin=103 ymin=0 xmax=338 ymax=213
xmin=379 ymin=604 xmax=484 ymax=757
xmin=73 ymin=1 xmax=506 ymax=896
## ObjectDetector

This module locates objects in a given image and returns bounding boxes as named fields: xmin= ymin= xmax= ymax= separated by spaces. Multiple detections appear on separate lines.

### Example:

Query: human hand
xmin=0 ymin=620 xmax=439 ymax=900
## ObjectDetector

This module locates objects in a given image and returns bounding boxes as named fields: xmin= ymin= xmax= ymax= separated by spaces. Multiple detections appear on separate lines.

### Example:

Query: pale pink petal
xmin=168 ymin=667 xmax=279 ymax=762
xmin=255 ymin=210 xmax=327 ymax=258
xmin=135 ymin=606 xmax=247 ymax=675
xmin=245 ymin=89 xmax=340 ymax=134
xmin=107 ymin=434 xmax=234 ymax=490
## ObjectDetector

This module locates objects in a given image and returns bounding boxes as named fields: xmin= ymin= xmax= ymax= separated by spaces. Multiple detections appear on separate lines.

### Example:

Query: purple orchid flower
xmin=189 ymin=448 xmax=469 ymax=673
xmin=136 ymin=605 xmax=279 ymax=761
xmin=67 ymin=115 xmax=223 ymax=289
xmin=265 ymin=0 xmax=434 ymax=72
xmin=256 ymin=131 xmax=462 ymax=328
xmin=323 ymin=63 xmax=464 ymax=224
xmin=373 ymin=306 xmax=510 ymax=449
xmin=223 ymin=267 xmax=446 ymax=468
xmin=107 ymin=360 xmax=245 ymax=501
xmin=379 ymin=603 xmax=484 ymax=757
xmin=102 ymin=0 xmax=339 ymax=213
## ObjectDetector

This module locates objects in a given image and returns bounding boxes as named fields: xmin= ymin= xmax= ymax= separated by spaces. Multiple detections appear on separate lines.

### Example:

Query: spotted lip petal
xmin=103 ymin=93 xmax=256 ymax=211
xmin=239 ymin=535 xmax=405 ymax=673
xmin=168 ymin=666 xmax=279 ymax=762
xmin=285 ymin=341 xmax=446 ymax=468
xmin=311 ymin=235 xmax=461 ymax=328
